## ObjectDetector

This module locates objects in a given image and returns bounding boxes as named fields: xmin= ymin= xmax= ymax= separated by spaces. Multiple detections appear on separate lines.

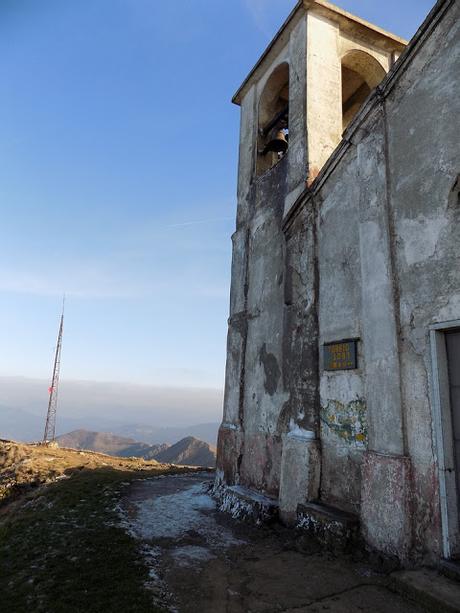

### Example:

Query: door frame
xmin=430 ymin=320 xmax=460 ymax=559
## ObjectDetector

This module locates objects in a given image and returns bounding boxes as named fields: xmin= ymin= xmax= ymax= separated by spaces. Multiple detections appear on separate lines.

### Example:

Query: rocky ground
xmin=1 ymin=440 xmax=457 ymax=612
xmin=120 ymin=473 xmax=428 ymax=613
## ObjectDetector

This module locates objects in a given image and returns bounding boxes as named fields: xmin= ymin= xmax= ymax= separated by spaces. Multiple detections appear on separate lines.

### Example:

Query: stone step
xmin=439 ymin=559 xmax=460 ymax=583
xmin=390 ymin=568 xmax=460 ymax=613
xmin=296 ymin=501 xmax=359 ymax=551
xmin=213 ymin=484 xmax=279 ymax=523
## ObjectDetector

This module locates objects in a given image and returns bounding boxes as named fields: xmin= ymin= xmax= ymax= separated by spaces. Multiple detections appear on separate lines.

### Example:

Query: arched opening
xmin=257 ymin=62 xmax=289 ymax=176
xmin=448 ymin=174 xmax=460 ymax=208
xmin=341 ymin=51 xmax=386 ymax=132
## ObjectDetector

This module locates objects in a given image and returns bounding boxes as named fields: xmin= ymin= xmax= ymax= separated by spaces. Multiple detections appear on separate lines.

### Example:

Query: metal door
xmin=446 ymin=331 xmax=460 ymax=517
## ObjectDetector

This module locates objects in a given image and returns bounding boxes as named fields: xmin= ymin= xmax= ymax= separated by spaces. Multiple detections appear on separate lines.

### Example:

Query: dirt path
xmin=120 ymin=473 xmax=424 ymax=613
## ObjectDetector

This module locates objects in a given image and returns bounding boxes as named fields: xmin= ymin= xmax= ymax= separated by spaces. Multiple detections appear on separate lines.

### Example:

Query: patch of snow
xmin=114 ymin=502 xmax=137 ymax=539
xmin=116 ymin=477 xmax=244 ymax=612
xmin=287 ymin=421 xmax=315 ymax=441
xmin=139 ymin=544 xmax=162 ymax=580
xmin=128 ymin=482 xmax=243 ymax=549
xmin=221 ymin=422 xmax=240 ymax=431
xmin=54 ymin=474 xmax=70 ymax=481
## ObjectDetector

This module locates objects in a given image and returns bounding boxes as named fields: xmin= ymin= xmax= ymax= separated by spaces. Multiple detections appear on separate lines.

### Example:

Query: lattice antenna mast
xmin=43 ymin=297 xmax=65 ymax=443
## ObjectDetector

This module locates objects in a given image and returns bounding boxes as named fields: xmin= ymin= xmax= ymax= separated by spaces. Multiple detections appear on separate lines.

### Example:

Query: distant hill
xmin=110 ymin=422 xmax=219 ymax=447
xmin=55 ymin=429 xmax=215 ymax=467
xmin=120 ymin=441 xmax=170 ymax=458
xmin=55 ymin=430 xmax=154 ymax=457
xmin=154 ymin=436 xmax=216 ymax=467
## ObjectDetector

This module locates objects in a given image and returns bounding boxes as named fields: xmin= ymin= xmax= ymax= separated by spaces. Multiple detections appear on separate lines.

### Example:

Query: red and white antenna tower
xmin=43 ymin=296 xmax=65 ymax=443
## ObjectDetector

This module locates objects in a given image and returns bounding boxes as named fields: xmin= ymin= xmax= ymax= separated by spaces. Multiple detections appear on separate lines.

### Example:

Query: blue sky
xmin=0 ymin=0 xmax=435 ymax=393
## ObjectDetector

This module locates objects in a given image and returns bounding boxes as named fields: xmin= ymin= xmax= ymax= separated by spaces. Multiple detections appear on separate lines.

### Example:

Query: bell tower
xmin=217 ymin=0 xmax=406 ymax=513
xmin=233 ymin=0 xmax=405 ymax=208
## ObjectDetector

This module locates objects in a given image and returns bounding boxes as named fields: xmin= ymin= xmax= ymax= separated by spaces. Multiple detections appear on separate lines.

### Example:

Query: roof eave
xmin=232 ymin=0 xmax=408 ymax=107
xmin=309 ymin=0 xmax=407 ymax=47
xmin=232 ymin=0 xmax=304 ymax=106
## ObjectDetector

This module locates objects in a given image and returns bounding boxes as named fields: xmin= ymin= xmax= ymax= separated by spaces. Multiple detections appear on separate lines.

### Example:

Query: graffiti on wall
xmin=320 ymin=399 xmax=367 ymax=448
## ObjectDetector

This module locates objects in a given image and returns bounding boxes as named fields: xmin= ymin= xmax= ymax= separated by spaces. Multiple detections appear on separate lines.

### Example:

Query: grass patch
xmin=0 ymin=467 xmax=176 ymax=612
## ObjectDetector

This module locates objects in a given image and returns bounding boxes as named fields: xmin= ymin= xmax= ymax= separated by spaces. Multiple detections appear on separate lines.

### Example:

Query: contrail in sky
xmin=166 ymin=217 xmax=233 ymax=228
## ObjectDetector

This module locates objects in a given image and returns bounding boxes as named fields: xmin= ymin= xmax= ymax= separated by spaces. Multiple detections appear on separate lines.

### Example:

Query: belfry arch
xmin=257 ymin=62 xmax=290 ymax=176
xmin=341 ymin=50 xmax=386 ymax=131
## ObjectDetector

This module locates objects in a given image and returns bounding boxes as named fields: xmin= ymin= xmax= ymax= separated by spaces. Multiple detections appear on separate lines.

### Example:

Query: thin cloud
xmin=0 ymin=265 xmax=230 ymax=302
xmin=0 ymin=271 xmax=139 ymax=300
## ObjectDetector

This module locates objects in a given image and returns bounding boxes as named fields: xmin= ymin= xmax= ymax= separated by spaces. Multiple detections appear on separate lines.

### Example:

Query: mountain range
xmin=109 ymin=422 xmax=219 ymax=446
xmin=0 ymin=405 xmax=219 ymax=447
xmin=55 ymin=429 xmax=216 ymax=467
xmin=0 ymin=376 xmax=223 ymax=437
xmin=153 ymin=437 xmax=216 ymax=467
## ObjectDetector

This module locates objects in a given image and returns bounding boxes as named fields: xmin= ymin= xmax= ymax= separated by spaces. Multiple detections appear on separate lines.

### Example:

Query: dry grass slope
xmin=0 ymin=440 xmax=201 ymax=612
xmin=0 ymin=439 xmax=165 ymax=503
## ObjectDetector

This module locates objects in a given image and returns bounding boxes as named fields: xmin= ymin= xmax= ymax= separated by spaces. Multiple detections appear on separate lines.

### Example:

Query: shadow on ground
xmin=0 ymin=464 xmax=190 ymax=613
xmin=121 ymin=473 xmax=427 ymax=613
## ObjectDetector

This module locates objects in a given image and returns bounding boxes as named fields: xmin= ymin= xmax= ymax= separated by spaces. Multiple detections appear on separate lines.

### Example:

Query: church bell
xmin=263 ymin=130 xmax=288 ymax=155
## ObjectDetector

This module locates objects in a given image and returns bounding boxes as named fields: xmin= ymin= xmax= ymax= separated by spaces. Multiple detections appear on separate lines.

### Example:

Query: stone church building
xmin=215 ymin=0 xmax=459 ymax=564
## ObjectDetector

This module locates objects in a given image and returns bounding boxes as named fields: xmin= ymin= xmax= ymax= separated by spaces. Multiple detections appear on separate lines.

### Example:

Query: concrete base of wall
xmin=296 ymin=501 xmax=360 ymax=551
xmin=390 ymin=568 xmax=460 ymax=613
xmin=279 ymin=431 xmax=321 ymax=525
xmin=216 ymin=423 xmax=244 ymax=485
xmin=212 ymin=483 xmax=279 ymax=524
xmin=439 ymin=560 xmax=460 ymax=583
xmin=361 ymin=451 xmax=412 ymax=560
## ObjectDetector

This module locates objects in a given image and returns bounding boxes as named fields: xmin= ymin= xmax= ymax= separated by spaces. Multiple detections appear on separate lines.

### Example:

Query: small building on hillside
xmin=216 ymin=0 xmax=460 ymax=564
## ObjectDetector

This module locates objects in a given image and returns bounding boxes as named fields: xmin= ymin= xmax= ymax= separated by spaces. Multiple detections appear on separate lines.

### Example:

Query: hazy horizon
xmin=0 ymin=375 xmax=223 ymax=432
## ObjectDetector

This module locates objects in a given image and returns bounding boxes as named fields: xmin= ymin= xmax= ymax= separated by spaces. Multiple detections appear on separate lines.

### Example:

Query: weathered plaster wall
xmin=217 ymin=82 xmax=257 ymax=486
xmin=319 ymin=379 xmax=366 ymax=513
xmin=312 ymin=0 xmax=459 ymax=559
xmin=278 ymin=201 xmax=320 ymax=520
xmin=317 ymin=146 xmax=365 ymax=513
xmin=282 ymin=204 xmax=319 ymax=435
xmin=221 ymin=11 xmax=319 ymax=500
xmin=218 ymin=0 xmax=458 ymax=563
xmin=386 ymin=2 xmax=460 ymax=559
xmin=317 ymin=147 xmax=362 ymax=341
xmin=287 ymin=17 xmax=308 ymax=207
xmin=239 ymin=159 xmax=288 ymax=496
xmin=306 ymin=12 xmax=341 ymax=181
xmin=305 ymin=10 xmax=396 ymax=184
